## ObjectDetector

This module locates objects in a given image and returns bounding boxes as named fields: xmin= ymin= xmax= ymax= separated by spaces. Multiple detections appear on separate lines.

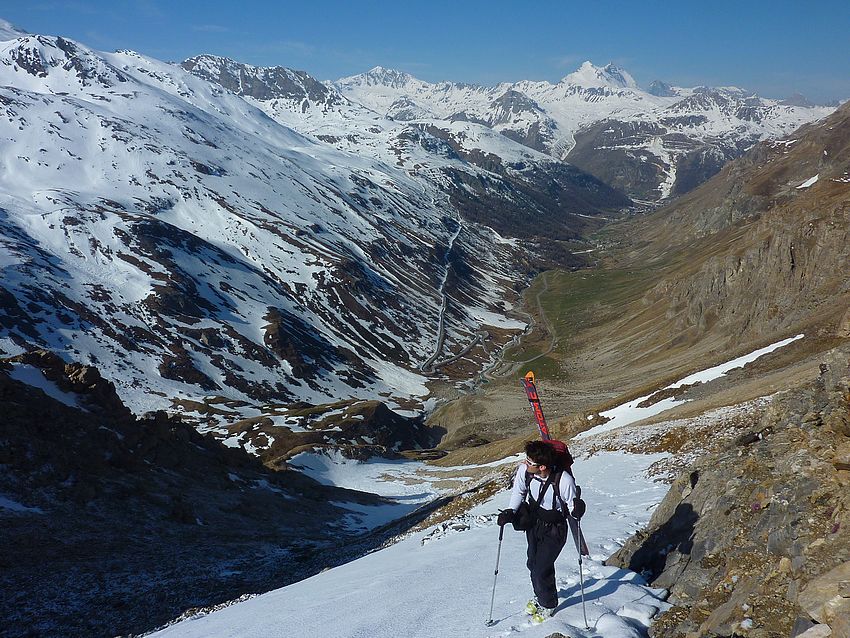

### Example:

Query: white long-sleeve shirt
xmin=508 ymin=463 xmax=578 ymax=515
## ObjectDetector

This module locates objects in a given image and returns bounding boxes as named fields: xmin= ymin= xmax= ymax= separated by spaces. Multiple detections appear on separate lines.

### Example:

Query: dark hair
xmin=525 ymin=440 xmax=556 ymax=468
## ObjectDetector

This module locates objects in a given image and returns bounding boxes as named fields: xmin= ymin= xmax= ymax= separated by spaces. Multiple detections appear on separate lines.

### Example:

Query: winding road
xmin=420 ymin=220 xmax=462 ymax=374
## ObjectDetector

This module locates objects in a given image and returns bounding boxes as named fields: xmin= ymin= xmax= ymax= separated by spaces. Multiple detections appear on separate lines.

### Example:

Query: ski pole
xmin=485 ymin=524 xmax=505 ymax=627
xmin=577 ymin=520 xmax=589 ymax=629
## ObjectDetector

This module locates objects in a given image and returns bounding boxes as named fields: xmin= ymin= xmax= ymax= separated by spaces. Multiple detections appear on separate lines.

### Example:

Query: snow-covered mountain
xmin=0 ymin=34 xmax=506 ymax=418
xmin=181 ymin=54 xmax=630 ymax=242
xmin=0 ymin=18 xmax=25 ymax=40
xmin=0 ymin=27 xmax=632 ymax=453
xmin=334 ymin=62 xmax=834 ymax=201
xmin=0 ymin=23 xmax=833 ymax=454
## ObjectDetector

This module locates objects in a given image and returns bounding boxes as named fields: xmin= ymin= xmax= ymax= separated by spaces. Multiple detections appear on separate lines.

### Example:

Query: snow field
xmin=148 ymin=335 xmax=811 ymax=635
xmin=150 ymin=450 xmax=671 ymax=638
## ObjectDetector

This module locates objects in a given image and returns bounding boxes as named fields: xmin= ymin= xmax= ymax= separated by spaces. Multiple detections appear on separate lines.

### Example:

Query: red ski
xmin=521 ymin=371 xmax=551 ymax=440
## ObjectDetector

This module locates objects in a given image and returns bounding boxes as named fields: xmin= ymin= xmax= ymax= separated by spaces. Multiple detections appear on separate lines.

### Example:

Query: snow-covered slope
xmin=0 ymin=32 xmax=538 ymax=423
xmin=334 ymin=62 xmax=834 ymax=201
xmin=0 ymin=18 xmax=26 ymax=41
xmin=150 ymin=449 xmax=673 ymax=638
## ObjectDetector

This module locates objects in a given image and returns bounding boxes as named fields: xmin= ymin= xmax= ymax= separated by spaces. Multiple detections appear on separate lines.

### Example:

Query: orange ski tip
xmin=524 ymin=371 xmax=535 ymax=383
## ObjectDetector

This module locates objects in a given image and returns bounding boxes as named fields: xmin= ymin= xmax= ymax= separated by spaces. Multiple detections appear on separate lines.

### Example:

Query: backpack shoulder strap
xmin=525 ymin=471 xmax=554 ymax=507
xmin=523 ymin=467 xmax=534 ymax=504
xmin=553 ymin=470 xmax=563 ymax=510
xmin=553 ymin=472 xmax=584 ymax=515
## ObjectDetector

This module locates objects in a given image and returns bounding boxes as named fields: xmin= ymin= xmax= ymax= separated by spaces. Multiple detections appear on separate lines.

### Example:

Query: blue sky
xmin=4 ymin=1 xmax=848 ymax=103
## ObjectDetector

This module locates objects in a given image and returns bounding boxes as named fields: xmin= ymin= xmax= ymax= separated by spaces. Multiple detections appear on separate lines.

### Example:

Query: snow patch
xmin=797 ymin=174 xmax=819 ymax=189
xmin=0 ymin=495 xmax=44 ymax=514
xmin=576 ymin=334 xmax=804 ymax=440
xmin=150 ymin=450 xmax=672 ymax=638
xmin=7 ymin=363 xmax=87 ymax=410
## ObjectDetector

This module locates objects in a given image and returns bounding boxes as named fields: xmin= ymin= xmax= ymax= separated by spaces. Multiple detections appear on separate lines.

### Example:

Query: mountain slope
xmin=429 ymin=99 xmax=850 ymax=448
xmin=0 ymin=350 xmax=400 ymax=637
xmin=621 ymin=98 xmax=850 ymax=345
xmin=539 ymin=96 xmax=850 ymax=403
xmin=563 ymin=98 xmax=850 ymax=406
xmin=0 ymin=32 xmax=547 ymax=427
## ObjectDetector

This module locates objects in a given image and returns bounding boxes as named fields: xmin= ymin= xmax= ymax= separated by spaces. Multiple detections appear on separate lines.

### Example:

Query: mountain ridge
xmin=333 ymin=61 xmax=833 ymax=201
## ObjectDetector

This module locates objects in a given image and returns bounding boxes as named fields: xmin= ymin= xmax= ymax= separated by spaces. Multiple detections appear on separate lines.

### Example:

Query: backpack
xmin=543 ymin=439 xmax=574 ymax=476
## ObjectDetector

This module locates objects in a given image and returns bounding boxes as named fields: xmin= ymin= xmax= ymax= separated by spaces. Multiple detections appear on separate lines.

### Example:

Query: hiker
xmin=497 ymin=440 xmax=586 ymax=621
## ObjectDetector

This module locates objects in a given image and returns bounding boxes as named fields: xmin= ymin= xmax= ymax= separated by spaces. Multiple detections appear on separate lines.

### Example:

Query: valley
xmin=1 ymin=16 xmax=849 ymax=638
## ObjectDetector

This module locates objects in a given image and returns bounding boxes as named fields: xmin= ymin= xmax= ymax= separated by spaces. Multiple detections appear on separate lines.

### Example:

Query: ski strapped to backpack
xmin=521 ymin=371 xmax=551 ymax=439
xmin=521 ymin=371 xmax=589 ymax=556
xmin=521 ymin=372 xmax=574 ymax=474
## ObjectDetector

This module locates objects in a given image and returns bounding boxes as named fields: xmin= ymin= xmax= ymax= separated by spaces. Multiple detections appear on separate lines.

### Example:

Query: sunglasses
xmin=524 ymin=458 xmax=541 ymax=467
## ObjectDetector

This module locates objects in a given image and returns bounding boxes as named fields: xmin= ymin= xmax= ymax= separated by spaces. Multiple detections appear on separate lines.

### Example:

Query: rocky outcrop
xmin=0 ymin=353 xmax=395 ymax=638
xmin=636 ymin=100 xmax=850 ymax=348
xmin=8 ymin=349 xmax=133 ymax=420
xmin=182 ymin=55 xmax=342 ymax=107
xmin=607 ymin=349 xmax=850 ymax=637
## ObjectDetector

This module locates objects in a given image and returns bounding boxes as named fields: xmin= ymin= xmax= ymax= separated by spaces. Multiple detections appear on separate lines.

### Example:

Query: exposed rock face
xmin=182 ymin=55 xmax=342 ymax=109
xmin=648 ymin=81 xmax=680 ymax=98
xmin=8 ymin=349 xmax=133 ymax=421
xmin=636 ymin=99 xmax=850 ymax=243
xmin=642 ymin=100 xmax=850 ymax=345
xmin=607 ymin=349 xmax=850 ymax=638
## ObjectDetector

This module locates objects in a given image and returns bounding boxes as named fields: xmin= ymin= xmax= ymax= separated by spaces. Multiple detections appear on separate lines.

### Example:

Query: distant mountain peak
xmin=182 ymin=54 xmax=339 ymax=105
xmin=0 ymin=34 xmax=127 ymax=87
xmin=647 ymin=80 xmax=679 ymax=97
xmin=781 ymin=92 xmax=815 ymax=108
xmin=363 ymin=66 xmax=416 ymax=87
xmin=562 ymin=61 xmax=638 ymax=89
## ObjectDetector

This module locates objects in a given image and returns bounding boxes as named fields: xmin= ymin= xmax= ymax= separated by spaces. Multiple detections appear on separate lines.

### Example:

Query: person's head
xmin=524 ymin=440 xmax=555 ymax=476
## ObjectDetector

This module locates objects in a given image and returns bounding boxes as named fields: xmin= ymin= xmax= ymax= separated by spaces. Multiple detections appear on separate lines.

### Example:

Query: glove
xmin=497 ymin=509 xmax=515 ymax=526
xmin=571 ymin=497 xmax=586 ymax=520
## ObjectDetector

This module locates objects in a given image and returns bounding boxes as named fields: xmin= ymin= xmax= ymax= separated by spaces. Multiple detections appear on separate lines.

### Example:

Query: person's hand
xmin=571 ymin=498 xmax=586 ymax=520
xmin=497 ymin=509 xmax=514 ymax=526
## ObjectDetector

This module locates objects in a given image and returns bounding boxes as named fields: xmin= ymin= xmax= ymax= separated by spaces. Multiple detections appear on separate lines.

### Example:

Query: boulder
xmin=798 ymin=561 xmax=850 ymax=623
xmin=796 ymin=625 xmax=833 ymax=638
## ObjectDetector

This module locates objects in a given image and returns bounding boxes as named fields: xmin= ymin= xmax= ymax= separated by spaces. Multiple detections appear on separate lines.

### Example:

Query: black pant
xmin=525 ymin=518 xmax=567 ymax=609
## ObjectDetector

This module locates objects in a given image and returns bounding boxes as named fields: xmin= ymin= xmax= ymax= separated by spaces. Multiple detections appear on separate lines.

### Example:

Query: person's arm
xmin=508 ymin=463 xmax=529 ymax=511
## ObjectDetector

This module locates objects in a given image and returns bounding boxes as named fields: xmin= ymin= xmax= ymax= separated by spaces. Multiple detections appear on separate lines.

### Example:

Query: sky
xmin=3 ymin=1 xmax=848 ymax=103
